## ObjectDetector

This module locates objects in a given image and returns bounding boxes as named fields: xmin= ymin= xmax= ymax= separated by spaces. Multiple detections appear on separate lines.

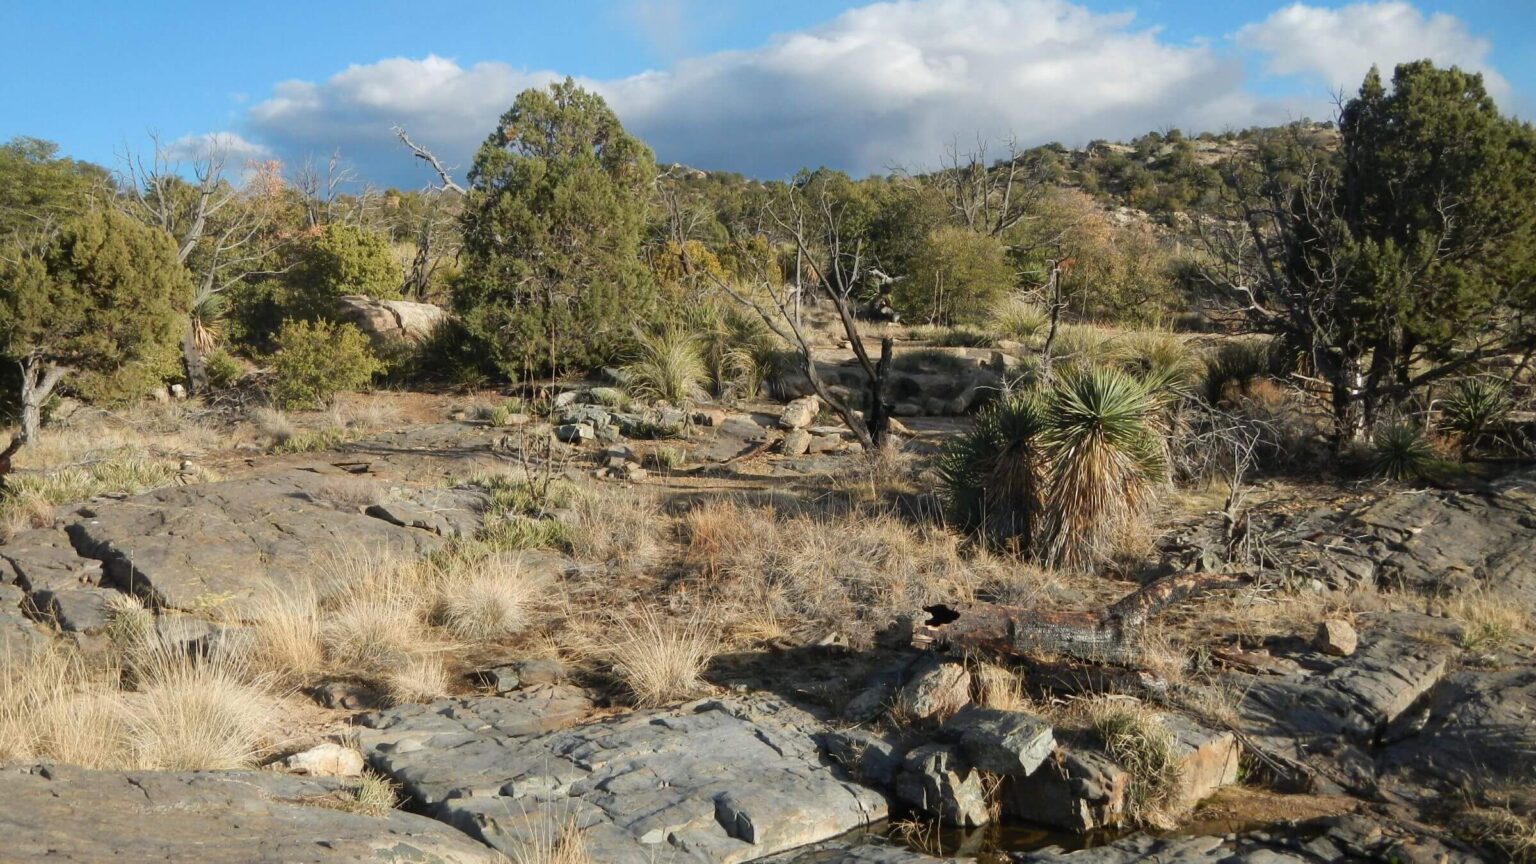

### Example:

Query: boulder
xmin=895 ymin=744 xmax=990 ymax=827
xmin=0 ymin=763 xmax=498 ymax=862
xmin=1314 ymin=618 xmax=1358 ymax=656
xmin=941 ymin=704 xmax=1055 ymax=776
xmin=782 ymin=429 xmax=813 ymax=456
xmin=898 ymin=660 xmax=971 ymax=720
xmin=358 ymin=694 xmax=889 ymax=863
xmin=335 ymin=295 xmax=450 ymax=344
xmin=779 ymin=396 xmax=821 ymax=430
xmin=554 ymin=423 xmax=596 ymax=444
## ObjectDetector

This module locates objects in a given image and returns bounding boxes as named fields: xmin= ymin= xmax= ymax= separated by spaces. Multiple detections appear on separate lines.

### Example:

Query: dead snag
xmin=912 ymin=571 xmax=1246 ymax=666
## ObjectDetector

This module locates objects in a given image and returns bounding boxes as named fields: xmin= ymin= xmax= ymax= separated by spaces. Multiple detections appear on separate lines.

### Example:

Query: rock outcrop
xmin=335 ymin=295 xmax=449 ymax=344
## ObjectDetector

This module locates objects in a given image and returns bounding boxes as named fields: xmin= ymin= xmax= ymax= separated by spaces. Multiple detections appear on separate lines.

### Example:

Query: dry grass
xmin=327 ymin=396 xmax=404 ymax=433
xmin=679 ymin=498 xmax=1004 ymax=648
xmin=1448 ymin=590 xmax=1528 ymax=654
xmin=385 ymin=653 xmax=452 ymax=705
xmin=506 ymin=811 xmax=593 ymax=864
xmin=12 ymin=402 xmax=226 ymax=472
xmin=127 ymin=645 xmax=275 ymax=770
xmin=1461 ymin=807 xmax=1536 ymax=863
xmin=242 ymin=582 xmax=325 ymax=685
xmin=349 ymin=771 xmax=400 ymax=816
xmin=566 ymin=488 xmax=663 ymax=573
xmin=971 ymin=662 xmax=1035 ymax=713
xmin=250 ymin=407 xmax=297 ymax=445
xmin=0 ymin=645 xmax=123 ymax=768
xmin=602 ymin=607 xmax=719 ymax=707
xmin=1083 ymin=697 xmax=1184 ymax=828
xmin=315 ymin=476 xmax=388 ymax=511
xmin=435 ymin=552 xmax=545 ymax=641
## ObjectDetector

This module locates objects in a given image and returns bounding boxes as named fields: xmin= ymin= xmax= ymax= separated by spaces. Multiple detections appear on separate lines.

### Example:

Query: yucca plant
xmin=1369 ymin=421 xmax=1439 ymax=481
xmin=1112 ymin=331 xmax=1199 ymax=396
xmin=936 ymin=391 xmax=1048 ymax=554
xmin=190 ymin=290 xmax=228 ymax=354
xmin=992 ymin=296 xmax=1050 ymax=344
xmin=1441 ymin=377 xmax=1512 ymax=448
xmin=1040 ymin=367 xmax=1168 ymax=570
xmin=1200 ymin=338 xmax=1280 ymax=406
xmin=620 ymin=327 xmax=709 ymax=405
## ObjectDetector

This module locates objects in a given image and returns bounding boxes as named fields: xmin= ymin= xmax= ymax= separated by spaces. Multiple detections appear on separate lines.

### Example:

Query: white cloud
xmin=1236 ymin=2 xmax=1508 ymax=99
xmin=164 ymin=131 xmax=272 ymax=166
xmin=243 ymin=0 xmax=1507 ymax=184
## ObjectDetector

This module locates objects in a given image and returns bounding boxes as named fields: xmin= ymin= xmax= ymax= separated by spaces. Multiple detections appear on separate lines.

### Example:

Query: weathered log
xmin=913 ymin=571 xmax=1246 ymax=666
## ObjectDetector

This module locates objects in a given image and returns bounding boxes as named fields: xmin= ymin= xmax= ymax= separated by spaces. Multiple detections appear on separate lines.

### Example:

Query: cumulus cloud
xmin=165 ymin=131 xmax=271 ymax=166
xmin=239 ymin=0 xmax=1505 ymax=184
xmin=1236 ymin=1 xmax=1508 ymax=99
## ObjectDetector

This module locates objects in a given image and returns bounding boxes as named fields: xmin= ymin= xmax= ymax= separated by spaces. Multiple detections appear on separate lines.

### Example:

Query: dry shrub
xmin=567 ymin=488 xmax=663 ymax=572
xmin=385 ymin=653 xmax=451 ymax=705
xmin=328 ymin=396 xmax=404 ymax=433
xmin=0 ymin=645 xmax=122 ymax=767
xmin=127 ymin=646 xmax=274 ymax=770
xmin=249 ymin=407 xmax=297 ymax=445
xmin=603 ymin=607 xmax=718 ymax=707
xmin=1460 ymin=807 xmax=1536 ymax=863
xmin=507 ymin=811 xmax=593 ymax=864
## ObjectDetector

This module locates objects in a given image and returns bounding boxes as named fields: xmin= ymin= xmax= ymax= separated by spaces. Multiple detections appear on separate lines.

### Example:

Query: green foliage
xmin=693 ymin=305 xmax=779 ymax=400
xmin=0 ymin=208 xmax=192 ymax=405
xmin=1440 ymin=377 xmax=1512 ymax=446
xmin=939 ymin=366 xmax=1168 ymax=568
xmin=991 ymin=296 xmax=1050 ymax=344
xmin=895 ymin=226 xmax=1014 ymax=325
xmin=286 ymin=224 xmax=401 ymax=322
xmin=621 ymin=328 xmax=709 ymax=405
xmin=0 ymin=137 xmax=108 ymax=242
xmin=456 ymin=78 xmax=658 ymax=378
xmin=1200 ymin=338 xmax=1285 ymax=406
xmin=1368 ymin=422 xmax=1439 ymax=480
xmin=1110 ymin=331 xmax=1199 ymax=393
xmin=268 ymin=319 xmax=382 ymax=409
xmin=202 ymin=350 xmax=244 ymax=390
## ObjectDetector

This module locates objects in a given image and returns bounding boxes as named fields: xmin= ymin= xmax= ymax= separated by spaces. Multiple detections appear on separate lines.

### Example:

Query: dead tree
xmin=935 ymin=137 xmax=1051 ymax=238
xmin=913 ymin=571 xmax=1247 ymax=666
xmin=702 ymin=182 xmax=893 ymax=449
xmin=393 ymin=126 xmax=467 ymax=195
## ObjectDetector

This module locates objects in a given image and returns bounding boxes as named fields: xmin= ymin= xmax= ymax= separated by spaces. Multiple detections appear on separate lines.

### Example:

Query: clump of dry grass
xmin=385 ymin=653 xmax=452 ymax=705
xmin=507 ymin=811 xmax=593 ymax=864
xmin=1084 ymin=698 xmax=1183 ymax=828
xmin=603 ymin=607 xmax=718 ymax=707
xmin=349 ymin=771 xmax=400 ymax=816
xmin=126 ymin=645 xmax=275 ymax=770
xmin=242 ymin=582 xmax=325 ymax=685
xmin=566 ymin=488 xmax=663 ymax=573
xmin=328 ymin=396 xmax=403 ymax=433
xmin=1448 ymin=590 xmax=1528 ymax=654
xmin=435 ymin=552 xmax=544 ymax=641
xmin=249 ymin=407 xmax=297 ymax=445
xmin=0 ymin=645 xmax=123 ymax=768
xmin=315 ymin=476 xmax=387 ymax=511
xmin=971 ymin=662 xmax=1035 ymax=713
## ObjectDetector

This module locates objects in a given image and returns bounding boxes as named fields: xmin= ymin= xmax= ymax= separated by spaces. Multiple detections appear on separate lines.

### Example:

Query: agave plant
xmin=1112 ymin=330 xmax=1199 ymax=395
xmin=1040 ymin=367 xmax=1168 ymax=569
xmin=620 ymin=327 xmax=709 ymax=405
xmin=1369 ymin=421 xmax=1438 ymax=481
xmin=1441 ymin=377 xmax=1512 ymax=448
xmin=189 ymin=290 xmax=228 ymax=354
xmin=936 ymin=392 xmax=1048 ymax=554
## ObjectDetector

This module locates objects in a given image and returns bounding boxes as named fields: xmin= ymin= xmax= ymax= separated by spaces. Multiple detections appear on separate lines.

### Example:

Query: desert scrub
xmin=991 ymin=296 xmax=1050 ymax=344
xmin=269 ymin=319 xmax=383 ymax=409
xmin=603 ymin=607 xmax=718 ymax=707
xmin=621 ymin=327 xmax=709 ymax=405
xmin=1086 ymin=699 xmax=1183 ymax=827
xmin=1368 ymin=421 xmax=1441 ymax=481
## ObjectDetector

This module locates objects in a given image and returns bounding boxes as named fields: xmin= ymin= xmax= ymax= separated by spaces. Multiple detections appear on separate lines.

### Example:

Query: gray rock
xmin=1000 ymin=747 xmax=1127 ymax=832
xmin=783 ymin=429 xmax=813 ymax=456
xmin=821 ymin=728 xmax=906 ymax=787
xmin=560 ymin=404 xmax=612 ymax=429
xmin=898 ymin=660 xmax=971 ymax=720
xmin=469 ymin=664 xmax=522 ymax=694
xmin=807 ymin=434 xmax=844 ymax=455
xmin=779 ymin=396 xmax=821 ymax=430
xmin=895 ymin=744 xmax=990 ymax=827
xmin=283 ymin=742 xmax=366 ymax=777
xmin=941 ymin=704 xmax=1055 ymax=776
xmin=0 ymin=582 xmax=48 ymax=655
xmin=554 ymin=422 xmax=596 ymax=444
xmin=0 ymin=763 xmax=498 ymax=862
xmin=359 ymin=695 xmax=889 ymax=863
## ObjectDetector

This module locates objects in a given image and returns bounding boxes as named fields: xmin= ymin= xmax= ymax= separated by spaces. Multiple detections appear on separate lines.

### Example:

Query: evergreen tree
xmin=0 ymin=209 xmax=192 ymax=443
xmin=456 ymin=78 xmax=657 ymax=377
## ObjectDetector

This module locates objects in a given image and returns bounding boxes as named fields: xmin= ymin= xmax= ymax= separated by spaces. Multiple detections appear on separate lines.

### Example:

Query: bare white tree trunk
xmin=17 ymin=356 xmax=67 ymax=444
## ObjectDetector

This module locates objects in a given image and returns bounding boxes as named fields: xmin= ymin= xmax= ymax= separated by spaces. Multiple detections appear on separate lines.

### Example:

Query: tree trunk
xmin=1329 ymin=352 xmax=1367 ymax=446
xmin=17 ymin=357 xmax=67 ymax=445
xmin=181 ymin=324 xmax=209 ymax=395
xmin=868 ymin=337 xmax=892 ymax=448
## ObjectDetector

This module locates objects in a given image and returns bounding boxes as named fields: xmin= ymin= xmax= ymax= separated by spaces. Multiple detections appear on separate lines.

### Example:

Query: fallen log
xmin=912 ymin=571 xmax=1247 ymax=666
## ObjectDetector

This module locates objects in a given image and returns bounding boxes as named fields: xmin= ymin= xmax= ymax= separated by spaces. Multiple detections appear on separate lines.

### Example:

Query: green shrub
xmin=621 ymin=328 xmax=708 ymax=405
xmin=991 ymin=296 xmax=1050 ymax=344
xmin=269 ymin=320 xmax=382 ymax=410
xmin=1369 ymin=422 xmax=1440 ymax=481
xmin=1441 ymin=377 xmax=1512 ymax=446
xmin=1201 ymin=338 xmax=1283 ymax=406
xmin=894 ymin=226 xmax=1015 ymax=326
xmin=286 ymin=224 xmax=401 ymax=321
xmin=203 ymin=350 xmax=244 ymax=390
xmin=936 ymin=391 xmax=1048 ymax=554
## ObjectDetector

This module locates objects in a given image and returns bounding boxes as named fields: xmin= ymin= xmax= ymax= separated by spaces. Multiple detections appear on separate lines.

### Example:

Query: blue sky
xmin=3 ymin=1 xmax=1531 ymax=183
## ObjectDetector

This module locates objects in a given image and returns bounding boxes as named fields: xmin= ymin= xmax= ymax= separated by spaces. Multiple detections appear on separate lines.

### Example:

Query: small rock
xmin=311 ymin=681 xmax=384 ymax=711
xmin=470 ymin=665 xmax=522 ymax=694
xmin=693 ymin=408 xmax=727 ymax=427
xmin=553 ymin=390 xmax=581 ymax=408
xmin=898 ymin=660 xmax=971 ymax=720
xmin=1315 ymin=619 xmax=1359 ymax=656
xmin=896 ymin=744 xmax=990 ymax=827
xmin=779 ymin=396 xmax=820 ymax=430
xmin=893 ymin=402 xmax=923 ymax=417
xmin=283 ymin=742 xmax=365 ymax=777
xmin=807 ymin=434 xmax=844 ymax=455
xmin=511 ymin=658 xmax=566 ymax=686
xmin=782 ymin=429 xmax=812 ymax=456
xmin=554 ymin=423 xmax=595 ymax=444
xmin=168 ymin=383 xmax=187 ymax=400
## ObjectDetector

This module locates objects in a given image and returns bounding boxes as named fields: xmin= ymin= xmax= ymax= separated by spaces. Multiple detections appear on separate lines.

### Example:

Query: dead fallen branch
xmin=912 ymin=571 xmax=1247 ymax=665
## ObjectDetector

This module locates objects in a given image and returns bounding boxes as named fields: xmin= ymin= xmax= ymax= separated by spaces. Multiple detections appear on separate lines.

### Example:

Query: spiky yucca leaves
xmin=1041 ymin=367 xmax=1168 ymax=570
xmin=1441 ymin=377 xmax=1512 ymax=447
xmin=1112 ymin=331 xmax=1199 ymax=396
xmin=1370 ymin=422 xmax=1438 ymax=480
xmin=937 ymin=392 xmax=1048 ymax=554
xmin=620 ymin=327 xmax=709 ymax=405
xmin=992 ymin=296 xmax=1050 ymax=344
xmin=1201 ymin=338 xmax=1281 ymax=406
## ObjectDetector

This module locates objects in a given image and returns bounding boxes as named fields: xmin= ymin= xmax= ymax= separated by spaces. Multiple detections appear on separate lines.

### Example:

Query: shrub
xmin=1088 ymin=700 xmax=1183 ymax=827
xmin=127 ymin=647 xmax=273 ymax=771
xmin=269 ymin=319 xmax=382 ymax=410
xmin=1111 ymin=331 xmax=1199 ymax=393
xmin=939 ymin=366 xmax=1167 ymax=568
xmin=1441 ymin=377 xmax=1512 ymax=447
xmin=435 ymin=552 xmax=543 ymax=640
xmin=1201 ymin=338 xmax=1284 ymax=406
xmin=895 ymin=226 xmax=1015 ymax=325
xmin=203 ymin=349 xmax=244 ymax=389
xmin=621 ymin=328 xmax=709 ymax=405
xmin=1369 ymin=422 xmax=1439 ymax=481
xmin=286 ymin=224 xmax=401 ymax=321
xmin=992 ymin=296 xmax=1050 ymax=344
xmin=349 ymin=772 xmax=399 ymax=817
xmin=385 ymin=653 xmax=451 ymax=705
